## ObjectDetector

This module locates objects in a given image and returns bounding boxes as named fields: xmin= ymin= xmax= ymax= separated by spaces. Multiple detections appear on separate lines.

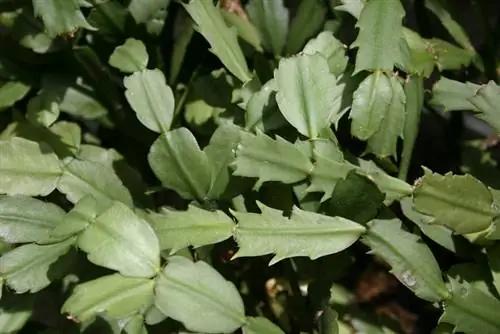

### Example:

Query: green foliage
xmin=0 ymin=0 xmax=499 ymax=333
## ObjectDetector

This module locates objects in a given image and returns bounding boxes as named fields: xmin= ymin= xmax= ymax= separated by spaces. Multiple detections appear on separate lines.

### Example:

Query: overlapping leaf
xmin=243 ymin=317 xmax=285 ymax=334
xmin=352 ymin=0 xmax=405 ymax=72
xmin=148 ymin=205 xmax=234 ymax=253
xmin=0 ymin=237 xmax=76 ymax=293
xmin=232 ymin=131 xmax=313 ymax=188
xmin=155 ymin=256 xmax=246 ymax=333
xmin=0 ymin=195 xmax=65 ymax=243
xmin=0 ymin=137 xmax=63 ymax=196
xmin=109 ymin=38 xmax=149 ymax=73
xmin=0 ymin=294 xmax=33 ymax=333
xmin=183 ymin=0 xmax=252 ymax=83
xmin=0 ymin=81 xmax=31 ymax=110
xmin=62 ymin=274 xmax=155 ymax=324
xmin=440 ymin=276 xmax=500 ymax=334
xmin=77 ymin=201 xmax=160 ymax=277
xmin=302 ymin=32 xmax=348 ymax=77
xmin=124 ymin=69 xmax=174 ymax=133
xmin=32 ymin=0 xmax=95 ymax=37
xmin=232 ymin=202 xmax=366 ymax=265
xmin=246 ymin=0 xmax=288 ymax=55
xmin=413 ymin=168 xmax=496 ymax=234
xmin=362 ymin=219 xmax=449 ymax=302
xmin=148 ymin=127 xmax=212 ymax=200
xmin=274 ymin=54 xmax=344 ymax=138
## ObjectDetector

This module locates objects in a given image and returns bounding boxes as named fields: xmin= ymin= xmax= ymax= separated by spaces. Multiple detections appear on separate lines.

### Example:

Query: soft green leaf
xmin=144 ymin=305 xmax=167 ymax=325
xmin=0 ymin=195 xmax=65 ymax=244
xmin=244 ymin=79 xmax=285 ymax=132
xmin=366 ymin=75 xmax=406 ymax=158
xmin=155 ymin=256 xmax=246 ymax=333
xmin=428 ymin=38 xmax=474 ymax=71
xmin=32 ymin=0 xmax=95 ymax=37
xmin=413 ymin=168 xmax=495 ymax=234
xmin=469 ymin=81 xmax=500 ymax=134
xmin=87 ymin=1 xmax=127 ymax=41
xmin=148 ymin=127 xmax=212 ymax=200
xmin=487 ymin=244 xmax=500 ymax=296
xmin=26 ymin=94 xmax=60 ymax=127
xmin=440 ymin=276 xmax=500 ymax=334
xmin=51 ymin=195 xmax=110 ymax=240
xmin=124 ymin=69 xmax=174 ymax=133
xmin=232 ymin=131 xmax=313 ymax=189
xmin=349 ymin=71 xmax=393 ymax=140
xmin=50 ymin=121 xmax=81 ymax=155
xmin=169 ymin=11 xmax=194 ymax=84
xmin=204 ymin=124 xmax=241 ymax=198
xmin=183 ymin=0 xmax=252 ymax=83
xmin=400 ymin=197 xmax=466 ymax=254
xmin=352 ymin=0 xmax=405 ymax=72
xmin=109 ymin=38 xmax=149 ymax=73
xmin=274 ymin=54 xmax=344 ymax=138
xmin=362 ymin=218 xmax=449 ymax=302
xmin=0 ymin=8 xmax=63 ymax=53
xmin=222 ymin=11 xmax=263 ymax=53
xmin=0 ymin=294 xmax=34 ymax=334
xmin=123 ymin=314 xmax=148 ymax=334
xmin=128 ymin=0 xmax=170 ymax=24
xmin=246 ymin=0 xmax=288 ymax=55
xmin=148 ymin=205 xmax=233 ymax=253
xmin=0 ymin=81 xmax=30 ymax=110
xmin=57 ymin=158 xmax=134 ymax=207
xmin=429 ymin=77 xmax=479 ymax=112
xmin=401 ymin=28 xmax=435 ymax=77
xmin=62 ymin=274 xmax=155 ymax=324
xmin=77 ymin=201 xmax=160 ymax=277
xmin=0 ymin=137 xmax=63 ymax=196
xmin=308 ymin=154 xmax=355 ymax=202
xmin=285 ymin=0 xmax=327 ymax=55
xmin=399 ymin=76 xmax=424 ymax=181
xmin=232 ymin=202 xmax=365 ymax=265
xmin=0 ymin=238 xmax=76 ymax=293
xmin=302 ymin=31 xmax=348 ymax=77
xmin=243 ymin=317 xmax=284 ymax=334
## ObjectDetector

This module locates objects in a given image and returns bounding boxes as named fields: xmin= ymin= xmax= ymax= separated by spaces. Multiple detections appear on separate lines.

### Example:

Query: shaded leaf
xmin=148 ymin=127 xmax=212 ymax=200
xmin=62 ymin=274 xmax=154 ymax=324
xmin=0 ymin=137 xmax=63 ymax=196
xmin=123 ymin=314 xmax=148 ymax=334
xmin=0 ymin=294 xmax=34 ymax=333
xmin=232 ymin=131 xmax=313 ymax=189
xmin=440 ymin=276 xmax=500 ymax=334
xmin=413 ymin=168 xmax=495 ymax=234
xmin=302 ymin=31 xmax=348 ymax=77
xmin=429 ymin=77 xmax=479 ymax=112
xmin=148 ymin=205 xmax=233 ymax=253
xmin=32 ymin=0 xmax=95 ymax=37
xmin=183 ymin=0 xmax=252 ymax=83
xmin=78 ymin=201 xmax=160 ymax=277
xmin=285 ymin=0 xmax=327 ymax=55
xmin=246 ymin=0 xmax=288 ymax=55
xmin=243 ymin=317 xmax=284 ymax=334
xmin=308 ymin=154 xmax=354 ymax=202
xmin=427 ymin=38 xmax=474 ymax=71
xmin=352 ymin=0 xmax=405 ymax=72
xmin=109 ymin=38 xmax=149 ymax=73
xmin=244 ymin=79 xmax=285 ymax=132
xmin=366 ymin=75 xmax=406 ymax=158
xmin=0 ymin=80 xmax=30 ymax=111
xmin=274 ymin=54 xmax=344 ymax=138
xmin=232 ymin=202 xmax=365 ymax=265
xmin=26 ymin=94 xmax=60 ymax=127
xmin=350 ymin=71 xmax=393 ymax=140
xmin=0 ymin=195 xmax=65 ymax=244
xmin=204 ymin=124 xmax=242 ymax=198
xmin=155 ymin=256 xmax=246 ymax=333
xmin=124 ymin=69 xmax=174 ymax=133
xmin=469 ymin=81 xmax=500 ymax=134
xmin=0 ymin=238 xmax=76 ymax=293
xmin=128 ymin=0 xmax=171 ymax=24
xmin=362 ymin=218 xmax=449 ymax=302
xmin=222 ymin=10 xmax=263 ymax=53
xmin=57 ymin=158 xmax=134 ymax=207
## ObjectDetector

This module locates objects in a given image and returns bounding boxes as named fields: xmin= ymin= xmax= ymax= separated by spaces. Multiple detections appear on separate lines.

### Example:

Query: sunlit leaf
xmin=109 ymin=38 xmax=149 ymax=73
